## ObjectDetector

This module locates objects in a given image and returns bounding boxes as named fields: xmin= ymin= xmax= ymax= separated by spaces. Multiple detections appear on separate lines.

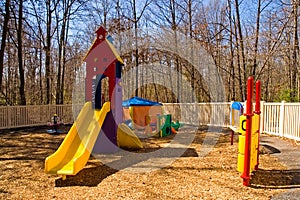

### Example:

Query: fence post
xmin=279 ymin=101 xmax=285 ymax=137
xmin=194 ymin=102 xmax=197 ymax=125
xmin=7 ymin=106 xmax=11 ymax=127
xmin=48 ymin=104 xmax=51 ymax=124
xmin=260 ymin=101 xmax=265 ymax=133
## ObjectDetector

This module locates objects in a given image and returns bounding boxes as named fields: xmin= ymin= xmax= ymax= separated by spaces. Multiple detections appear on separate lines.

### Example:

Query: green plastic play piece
xmin=158 ymin=114 xmax=172 ymax=137
xmin=171 ymin=120 xmax=181 ymax=131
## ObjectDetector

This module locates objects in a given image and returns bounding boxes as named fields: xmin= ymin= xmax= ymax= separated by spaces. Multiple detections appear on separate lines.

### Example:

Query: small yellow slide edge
xmin=45 ymin=101 xmax=110 ymax=176
xmin=117 ymin=123 xmax=143 ymax=149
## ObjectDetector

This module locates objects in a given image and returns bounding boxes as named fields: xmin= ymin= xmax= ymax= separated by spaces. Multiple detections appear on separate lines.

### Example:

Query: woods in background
xmin=0 ymin=0 xmax=299 ymax=105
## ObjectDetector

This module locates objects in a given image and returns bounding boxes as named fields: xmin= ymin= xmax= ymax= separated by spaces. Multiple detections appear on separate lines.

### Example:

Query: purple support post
xmin=114 ymin=78 xmax=123 ymax=126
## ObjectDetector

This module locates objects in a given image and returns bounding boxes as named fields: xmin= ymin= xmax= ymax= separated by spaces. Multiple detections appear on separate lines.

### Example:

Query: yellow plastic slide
xmin=45 ymin=101 xmax=110 ymax=178
xmin=117 ymin=123 xmax=143 ymax=149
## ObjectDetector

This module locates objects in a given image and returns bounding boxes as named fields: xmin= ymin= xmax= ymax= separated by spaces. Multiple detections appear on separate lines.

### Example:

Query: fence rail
xmin=0 ymin=102 xmax=299 ymax=141
xmin=0 ymin=104 xmax=83 ymax=129
xmin=163 ymin=102 xmax=231 ymax=127
xmin=262 ymin=102 xmax=300 ymax=140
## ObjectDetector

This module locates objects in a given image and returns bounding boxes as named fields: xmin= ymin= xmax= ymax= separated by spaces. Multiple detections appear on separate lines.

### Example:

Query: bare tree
xmin=45 ymin=0 xmax=59 ymax=104
xmin=26 ymin=0 xmax=46 ymax=104
xmin=55 ymin=0 xmax=85 ymax=104
xmin=129 ymin=0 xmax=151 ymax=97
xmin=290 ymin=0 xmax=299 ymax=101
xmin=1 ymin=0 xmax=300 ymax=105
xmin=252 ymin=0 xmax=272 ymax=78
xmin=90 ymin=0 xmax=114 ymax=29
xmin=10 ymin=0 xmax=26 ymax=104
xmin=234 ymin=0 xmax=246 ymax=101
xmin=17 ymin=0 xmax=26 ymax=104
xmin=252 ymin=0 xmax=261 ymax=78
xmin=180 ymin=0 xmax=198 ymax=102
xmin=150 ymin=0 xmax=184 ymax=102
xmin=0 ymin=0 xmax=10 ymax=94
xmin=227 ymin=0 xmax=235 ymax=101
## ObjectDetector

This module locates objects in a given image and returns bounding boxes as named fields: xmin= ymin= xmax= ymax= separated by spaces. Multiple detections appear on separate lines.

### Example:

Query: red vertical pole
xmin=241 ymin=77 xmax=254 ymax=186
xmin=255 ymin=80 xmax=261 ymax=113
xmin=254 ymin=80 xmax=261 ymax=170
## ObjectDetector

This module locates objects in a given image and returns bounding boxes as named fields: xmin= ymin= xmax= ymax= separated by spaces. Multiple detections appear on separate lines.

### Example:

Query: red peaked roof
xmin=83 ymin=26 xmax=123 ymax=64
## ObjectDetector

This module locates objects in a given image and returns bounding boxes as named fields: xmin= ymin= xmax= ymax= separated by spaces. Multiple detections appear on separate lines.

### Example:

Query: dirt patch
xmin=0 ymin=125 xmax=295 ymax=199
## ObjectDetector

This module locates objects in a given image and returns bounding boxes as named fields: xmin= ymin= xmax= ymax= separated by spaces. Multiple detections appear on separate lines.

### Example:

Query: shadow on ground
xmin=0 ymin=128 xmax=68 ymax=163
xmin=54 ymin=146 xmax=199 ymax=187
xmin=251 ymin=169 xmax=300 ymax=189
xmin=55 ymin=161 xmax=118 ymax=187
xmin=260 ymin=144 xmax=281 ymax=154
xmin=0 ymin=124 xmax=212 ymax=187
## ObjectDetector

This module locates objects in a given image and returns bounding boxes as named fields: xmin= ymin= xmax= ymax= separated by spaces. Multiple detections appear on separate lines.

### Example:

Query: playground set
xmin=229 ymin=77 xmax=261 ymax=186
xmin=45 ymin=26 xmax=259 ymax=187
xmin=44 ymin=26 xmax=179 ymax=180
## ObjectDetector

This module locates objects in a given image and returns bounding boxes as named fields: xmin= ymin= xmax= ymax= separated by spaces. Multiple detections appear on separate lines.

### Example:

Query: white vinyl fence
xmin=262 ymin=101 xmax=300 ymax=140
xmin=0 ymin=102 xmax=299 ymax=141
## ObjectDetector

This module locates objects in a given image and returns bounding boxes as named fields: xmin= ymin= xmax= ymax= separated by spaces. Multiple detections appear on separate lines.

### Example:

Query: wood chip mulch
xmin=0 ymin=125 xmax=295 ymax=199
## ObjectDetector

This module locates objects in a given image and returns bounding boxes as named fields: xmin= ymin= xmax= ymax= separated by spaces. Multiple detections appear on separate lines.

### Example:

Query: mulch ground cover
xmin=0 ymin=125 xmax=297 ymax=199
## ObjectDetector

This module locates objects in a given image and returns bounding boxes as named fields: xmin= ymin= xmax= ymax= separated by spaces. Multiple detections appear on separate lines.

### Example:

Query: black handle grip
xmin=242 ymin=120 xmax=246 ymax=131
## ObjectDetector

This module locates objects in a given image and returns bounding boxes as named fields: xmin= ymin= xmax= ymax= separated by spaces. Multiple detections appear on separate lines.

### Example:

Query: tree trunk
xmin=60 ymin=30 xmax=68 ymax=104
xmin=39 ymin=40 xmax=43 ymax=104
xmin=188 ymin=0 xmax=195 ymax=102
xmin=291 ymin=0 xmax=299 ymax=101
xmin=170 ymin=0 xmax=180 ymax=102
xmin=0 ymin=0 xmax=11 ymax=93
xmin=234 ymin=0 xmax=246 ymax=101
xmin=233 ymin=19 xmax=243 ymax=101
xmin=56 ymin=1 xmax=68 ymax=105
xmin=17 ymin=0 xmax=26 ymax=105
xmin=56 ymin=29 xmax=63 ymax=104
xmin=227 ymin=0 xmax=235 ymax=101
xmin=133 ymin=0 xmax=139 ymax=97
xmin=252 ymin=0 xmax=261 ymax=78
xmin=45 ymin=0 xmax=52 ymax=104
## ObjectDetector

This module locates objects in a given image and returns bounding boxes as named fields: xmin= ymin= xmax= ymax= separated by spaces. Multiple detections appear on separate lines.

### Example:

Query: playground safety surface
xmin=0 ymin=125 xmax=299 ymax=199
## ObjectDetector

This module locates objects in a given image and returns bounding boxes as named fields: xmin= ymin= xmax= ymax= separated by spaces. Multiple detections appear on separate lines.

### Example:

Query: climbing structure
xmin=83 ymin=26 xmax=123 ymax=153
